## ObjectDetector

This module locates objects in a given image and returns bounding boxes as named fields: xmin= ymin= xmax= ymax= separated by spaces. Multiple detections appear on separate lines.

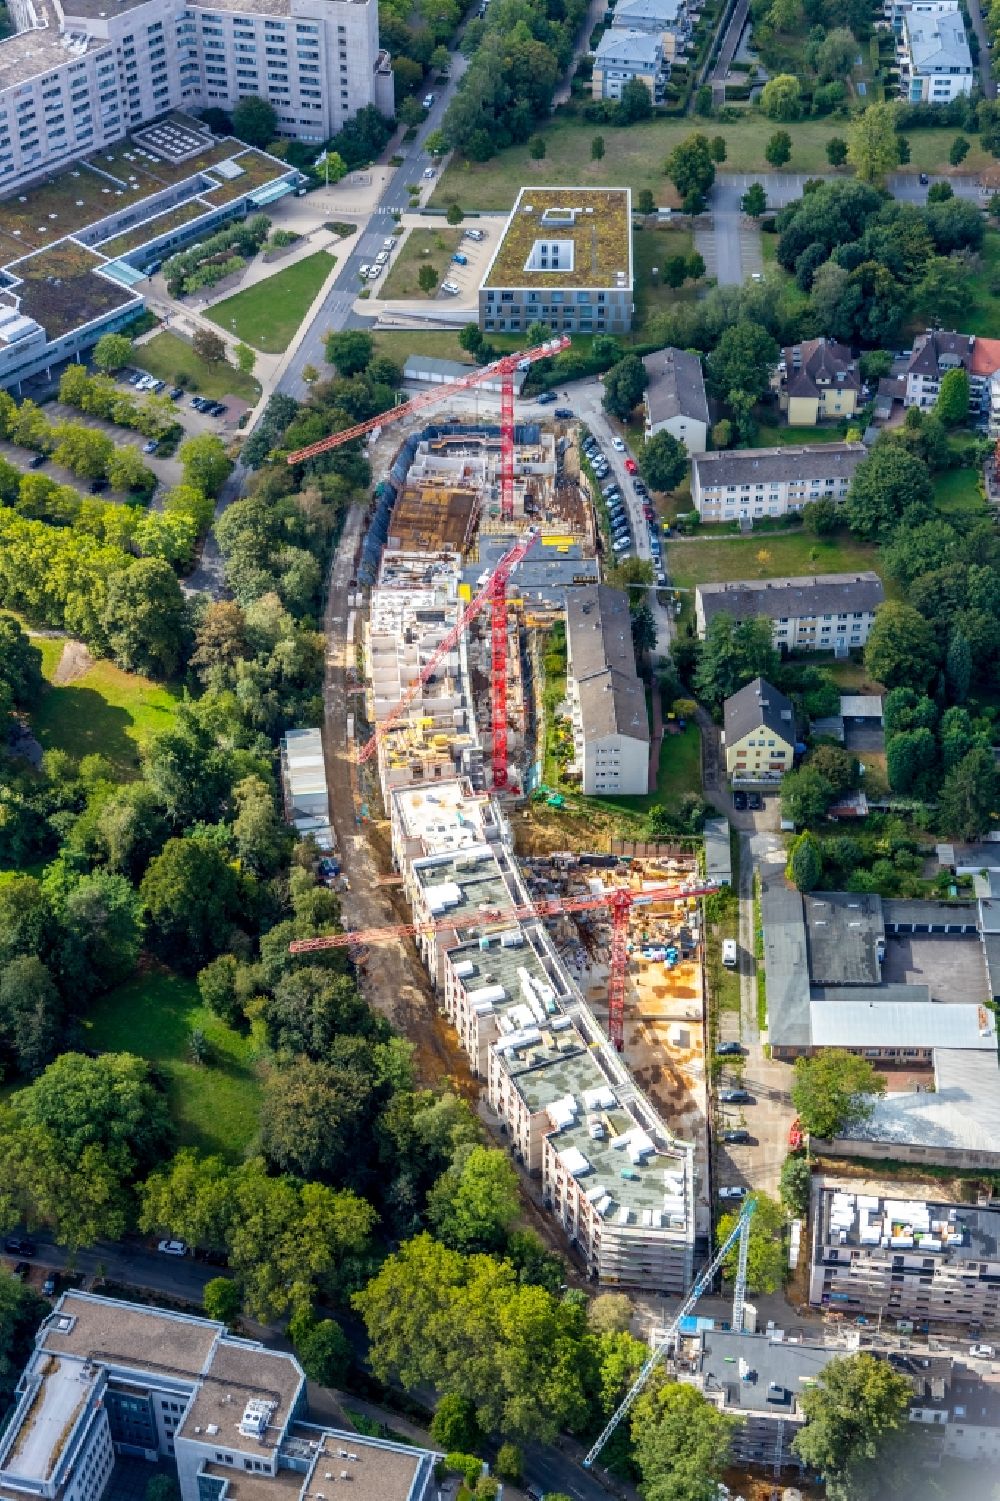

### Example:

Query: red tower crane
xmin=285 ymin=335 xmax=569 ymax=792
xmin=356 ymin=527 xmax=540 ymax=788
xmin=290 ymin=877 xmax=717 ymax=1050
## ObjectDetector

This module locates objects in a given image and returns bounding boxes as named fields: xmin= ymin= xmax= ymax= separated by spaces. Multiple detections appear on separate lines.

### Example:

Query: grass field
xmin=963 ymin=231 xmax=1000 ymax=338
xmin=668 ymin=528 xmax=883 ymax=592
xmin=207 ymin=251 xmax=336 ymax=353
xmin=32 ymin=657 xmax=180 ymax=775
xmin=935 ymin=464 xmax=987 ymax=516
xmin=138 ymin=331 xmax=260 ymax=402
xmin=380 ymin=228 xmax=464 ymax=300
xmin=752 ymin=422 xmax=852 ymax=447
xmin=431 ymin=118 xmax=993 ymax=211
xmin=593 ymin=721 xmax=703 ymax=815
xmin=84 ymin=971 xmax=261 ymax=1158
xmin=632 ymin=224 xmax=698 ymax=334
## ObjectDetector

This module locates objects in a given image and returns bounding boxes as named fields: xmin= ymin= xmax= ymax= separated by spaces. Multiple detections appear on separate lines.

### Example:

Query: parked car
xmin=27 ymin=452 xmax=48 ymax=469
xmin=716 ymin=1040 xmax=743 ymax=1055
xmin=971 ymin=1344 xmax=997 ymax=1359
xmin=919 ymin=172 xmax=930 ymax=185
xmin=611 ymin=436 xmax=626 ymax=452
xmin=624 ymin=457 xmax=638 ymax=473
xmin=643 ymin=502 xmax=655 ymax=519
xmin=451 ymin=252 xmax=468 ymax=266
xmin=554 ymin=407 xmax=574 ymax=418
xmin=142 ymin=439 xmax=158 ymax=454
xmin=747 ymin=792 xmax=763 ymax=811
xmin=4 ymin=1238 xmax=36 ymax=1256
xmin=464 ymin=228 xmax=485 ymax=242
xmin=656 ymin=570 xmax=667 ymax=586
xmin=723 ymin=1129 xmax=753 ymax=1145
xmin=359 ymin=264 xmax=371 ymax=278
xmin=422 ymin=92 xmax=435 ymax=108
xmin=169 ymin=387 xmax=184 ymax=400
xmin=721 ymin=1088 xmax=754 ymax=1104
xmin=157 ymin=1239 xmax=188 ymax=1256
xmin=42 ymin=1273 xmax=57 ymax=1296
xmin=536 ymin=390 xmax=556 ymax=404
xmin=367 ymin=263 xmax=382 ymax=279
xmin=152 ymin=380 xmax=166 ymax=394
xmin=719 ymin=1186 xmax=747 ymax=1200
xmin=611 ymin=537 xmax=631 ymax=553
xmin=440 ymin=280 xmax=460 ymax=295
xmin=382 ymin=237 xmax=396 ymax=252
xmin=732 ymin=791 xmax=748 ymax=811
xmin=423 ymin=167 xmax=436 ymax=179
xmin=375 ymin=251 xmax=390 ymax=265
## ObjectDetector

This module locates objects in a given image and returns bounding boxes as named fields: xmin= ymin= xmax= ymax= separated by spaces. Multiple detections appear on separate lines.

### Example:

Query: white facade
xmin=898 ymin=2 xmax=973 ymax=101
xmin=564 ymin=585 xmax=649 ymax=797
xmin=690 ymin=444 xmax=866 ymax=522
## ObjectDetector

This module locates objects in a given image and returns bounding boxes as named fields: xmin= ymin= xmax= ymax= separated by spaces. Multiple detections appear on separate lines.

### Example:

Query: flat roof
xmin=703 ymin=818 xmax=732 ymax=885
xmin=804 ymin=892 xmax=884 ymax=985
xmin=818 ymin=1186 xmax=1000 ymax=1263
xmin=413 ymin=845 xmax=515 ymax=921
xmin=481 ymin=186 xmax=632 ymax=291
xmin=41 ymin=1293 xmax=220 ymax=1375
xmin=180 ymin=1343 xmax=303 ymax=1454
xmin=809 ymin=999 xmax=995 ymax=1050
xmin=2 ymin=1356 xmax=98 ymax=1482
xmin=696 ymin=1330 xmax=833 ymax=1417
xmin=836 ymin=1050 xmax=1000 ymax=1154
xmin=300 ymin=1426 xmax=432 ymax=1501
xmin=391 ymin=781 xmax=496 ymax=855
xmin=760 ymin=880 xmax=811 ymax=1048
xmin=546 ymin=1087 xmax=692 ymax=1229
xmin=7 ymin=240 xmax=139 ymax=340
xmin=0 ymin=25 xmax=108 ymax=89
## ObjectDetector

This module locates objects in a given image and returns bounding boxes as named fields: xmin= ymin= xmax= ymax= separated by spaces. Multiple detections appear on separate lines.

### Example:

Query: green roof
xmin=481 ymin=186 xmax=632 ymax=291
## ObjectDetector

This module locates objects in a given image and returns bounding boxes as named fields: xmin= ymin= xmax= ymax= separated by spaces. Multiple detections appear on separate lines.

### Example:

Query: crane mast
xmin=582 ymin=1198 xmax=757 ymax=1470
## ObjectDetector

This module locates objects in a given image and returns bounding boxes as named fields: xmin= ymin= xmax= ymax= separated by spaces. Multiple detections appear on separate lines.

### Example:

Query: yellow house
xmin=723 ymin=677 xmax=795 ymax=783
xmin=776 ymin=338 xmax=860 ymax=427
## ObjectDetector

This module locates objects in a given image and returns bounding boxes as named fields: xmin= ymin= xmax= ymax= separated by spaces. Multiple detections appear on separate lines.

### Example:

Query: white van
xmin=722 ymin=939 xmax=738 ymax=968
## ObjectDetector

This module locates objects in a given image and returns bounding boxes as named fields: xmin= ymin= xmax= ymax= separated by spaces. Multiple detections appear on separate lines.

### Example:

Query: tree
xmin=591 ymin=134 xmax=605 ymax=161
xmin=179 ymin=432 xmax=232 ymax=497
xmin=864 ymin=601 xmax=938 ymax=689
xmin=0 ymin=957 xmax=61 ymax=1078
xmin=779 ymin=1153 xmax=812 ymax=1216
xmin=663 ymin=255 xmax=689 ymax=289
xmin=926 ymin=181 xmax=954 ymax=203
xmin=293 ymin=1314 xmax=352 ymax=1386
xmin=938 ymin=746 xmax=998 ymax=839
xmin=314 ymin=149 xmax=347 ymax=184
xmin=102 ymin=557 xmax=188 ymax=678
xmin=93 ymin=333 xmax=133 ymax=373
xmin=494 ymin=1445 xmax=521 ymax=1483
xmin=443 ymin=202 xmax=464 ymax=227
xmin=887 ymin=727 xmax=937 ymax=796
xmin=529 ymin=135 xmax=546 ymax=159
xmin=949 ymin=134 xmax=970 ymax=166
xmin=780 ymin=766 xmax=835 ymax=827
xmin=203 ymin=1277 xmax=242 ymax=1325
xmin=710 ymin=135 xmax=727 ymax=162
xmin=826 ymin=136 xmax=848 ymax=167
xmin=192 ymin=328 xmax=227 ymax=365
xmin=765 ymin=130 xmax=792 ymax=167
xmin=848 ymin=103 xmax=900 ymax=185
xmin=324 ymin=328 xmax=373 ymax=376
xmin=0 ymin=1272 xmax=49 ymax=1401
xmin=636 ymin=187 xmax=656 ymax=215
xmin=606 ymin=75 xmax=647 ymax=123
xmin=235 ymin=343 xmax=256 ymax=375
xmin=588 ymin=1292 xmax=634 ymax=1334
xmin=641 ymin=430 xmax=688 ymax=491
xmin=946 ymin=630 xmax=972 ymax=704
xmin=802 ymin=497 xmax=839 ymax=535
xmin=717 ymin=1193 xmax=785 ymax=1294
xmin=707 ymin=322 xmax=778 ymax=404
xmin=259 ymin=1055 xmax=375 ymax=1185
xmin=418 ymin=263 xmax=439 ymax=293
xmin=935 ymin=366 xmax=970 ymax=427
xmin=664 ymin=134 xmax=716 ymax=213
xmin=427 ymin=1144 xmax=520 ymax=1252
xmin=53 ymin=424 xmax=113 ymax=481
xmin=761 ymin=75 xmax=801 ymax=121
xmin=695 ymin=616 xmax=778 ymax=712
xmin=631 ymin=1382 xmax=736 ymax=1501
xmin=232 ymin=95 xmax=278 ymax=147
xmin=791 ymin=1050 xmax=886 ymax=1139
xmin=741 ymin=182 xmax=767 ymax=218
xmin=106 ymin=446 xmax=154 ymax=495
xmin=140 ymin=837 xmax=238 ymax=970
xmin=686 ymin=250 xmax=705 ymax=281
xmin=431 ymin=1394 xmax=481 ymax=1453
xmin=846 ymin=446 xmax=933 ymax=540
xmin=602 ymin=354 xmax=648 ymax=420
xmin=787 ymin=831 xmax=822 ymax=892
xmin=301 ymin=363 xmax=319 ymax=386
xmin=792 ymin=1353 xmax=912 ymax=1500
xmin=808 ymin=743 xmax=855 ymax=795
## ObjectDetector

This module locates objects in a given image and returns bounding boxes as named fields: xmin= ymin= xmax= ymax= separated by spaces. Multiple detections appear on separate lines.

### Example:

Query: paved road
xmin=710 ymin=0 xmax=750 ymax=98
xmin=4 ymin=1233 xmax=216 ymax=1302
xmin=966 ymin=0 xmax=997 ymax=98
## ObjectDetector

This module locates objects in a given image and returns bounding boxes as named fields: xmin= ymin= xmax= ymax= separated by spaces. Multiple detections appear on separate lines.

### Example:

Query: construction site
xmin=289 ymin=344 xmax=715 ymax=1293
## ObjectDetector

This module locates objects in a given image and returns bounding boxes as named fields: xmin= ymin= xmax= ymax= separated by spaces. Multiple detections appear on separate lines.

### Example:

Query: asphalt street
xmin=4 ymin=1232 xmax=216 ymax=1301
xmin=966 ymin=0 xmax=998 ymax=97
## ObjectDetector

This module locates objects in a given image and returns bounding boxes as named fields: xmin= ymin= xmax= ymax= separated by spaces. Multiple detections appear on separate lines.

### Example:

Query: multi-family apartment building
xmin=0 ymin=0 xmax=391 ymax=191
xmin=904 ymin=329 xmax=1000 ymax=417
xmin=690 ymin=443 xmax=866 ymax=523
xmin=695 ymin=573 xmax=885 ymax=655
xmin=591 ymin=29 xmax=666 ymax=101
xmin=565 ymin=584 xmax=649 ymax=796
xmin=386 ymin=777 xmax=700 ymax=1293
xmin=0 ymin=1292 xmax=438 ymax=1501
xmin=898 ymin=1 xmax=972 ymax=100
xmin=611 ymin=0 xmax=690 ymax=61
xmin=810 ymin=1186 xmax=1000 ymax=1327
xmin=722 ymin=677 xmax=795 ymax=784
xmin=774 ymin=337 xmax=861 ymax=427
xmin=478 ymin=187 xmax=633 ymax=336
xmin=642 ymin=346 xmax=709 ymax=454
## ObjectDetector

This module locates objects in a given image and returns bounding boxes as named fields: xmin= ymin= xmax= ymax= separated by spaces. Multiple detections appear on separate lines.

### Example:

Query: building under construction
xmin=385 ymin=779 xmax=700 ymax=1292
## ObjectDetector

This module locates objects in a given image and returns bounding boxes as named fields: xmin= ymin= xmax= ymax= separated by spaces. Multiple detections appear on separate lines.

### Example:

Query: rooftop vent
xmin=239 ymin=1398 xmax=275 ymax=1439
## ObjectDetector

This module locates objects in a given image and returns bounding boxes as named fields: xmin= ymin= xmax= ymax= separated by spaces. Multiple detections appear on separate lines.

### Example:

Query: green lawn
xmin=934 ymin=463 xmax=987 ymax=516
xmin=138 ymin=331 xmax=261 ymax=402
xmin=84 ymin=971 xmax=261 ymax=1158
xmin=380 ymin=228 xmax=464 ymax=300
xmin=592 ymin=721 xmax=703 ymax=815
xmin=752 ymin=422 xmax=853 ymax=447
xmin=32 ymin=657 xmax=180 ymax=775
xmin=431 ymin=118 xmax=992 ymax=211
xmin=668 ymin=528 xmax=883 ymax=592
xmin=632 ymin=224 xmax=697 ymax=335
xmin=207 ymin=251 xmax=336 ymax=353
xmin=963 ymin=231 xmax=1000 ymax=338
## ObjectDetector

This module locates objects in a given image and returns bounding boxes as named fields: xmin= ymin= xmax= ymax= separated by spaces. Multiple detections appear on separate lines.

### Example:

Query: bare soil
xmin=52 ymin=639 xmax=94 ymax=684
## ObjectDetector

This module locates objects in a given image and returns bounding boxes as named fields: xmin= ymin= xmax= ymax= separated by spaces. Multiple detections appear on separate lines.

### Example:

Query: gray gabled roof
xmin=905 ymin=7 xmax=972 ymax=72
xmin=723 ymin=677 xmax=795 ymax=747
xmin=692 ymin=443 xmax=866 ymax=491
xmin=613 ymin=0 xmax=686 ymax=24
xmin=642 ymin=347 xmax=709 ymax=430
xmin=593 ymin=27 xmax=662 ymax=65
xmin=697 ymin=572 xmax=884 ymax=627
xmin=907 ymin=330 xmax=973 ymax=379
xmin=566 ymin=585 xmax=650 ymax=745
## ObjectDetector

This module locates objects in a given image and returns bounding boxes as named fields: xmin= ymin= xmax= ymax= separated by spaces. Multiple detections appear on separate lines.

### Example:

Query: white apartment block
xmin=0 ymin=0 xmax=392 ymax=193
xmin=695 ymin=573 xmax=885 ymax=655
xmin=565 ymin=584 xmax=650 ymax=796
xmin=0 ymin=1292 xmax=438 ymax=1501
xmin=898 ymin=1 xmax=973 ymax=101
xmin=690 ymin=443 xmax=866 ymax=523
xmin=387 ymin=777 xmax=699 ymax=1294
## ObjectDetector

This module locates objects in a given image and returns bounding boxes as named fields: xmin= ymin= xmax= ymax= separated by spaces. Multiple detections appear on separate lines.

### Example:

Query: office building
xmin=695 ymin=573 xmax=885 ymax=655
xmin=690 ymin=443 xmax=866 ymax=523
xmin=591 ymin=29 xmax=666 ymax=101
xmin=642 ymin=346 xmax=709 ymax=454
xmin=898 ymin=3 xmax=973 ymax=100
xmin=479 ymin=187 xmax=633 ymax=336
xmin=0 ymin=0 xmax=392 ymax=195
xmin=0 ymin=1292 xmax=438 ymax=1501
xmin=565 ymin=584 xmax=649 ymax=796
xmin=722 ymin=677 xmax=795 ymax=783
xmin=774 ymin=338 xmax=860 ymax=426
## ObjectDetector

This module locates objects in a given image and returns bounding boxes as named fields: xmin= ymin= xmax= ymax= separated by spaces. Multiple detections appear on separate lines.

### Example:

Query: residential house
xmin=565 ymin=584 xmax=650 ymax=795
xmin=690 ymin=443 xmax=866 ymax=522
xmin=591 ymin=29 xmax=666 ymax=101
xmin=611 ymin=0 xmax=690 ymax=61
xmin=642 ymin=347 xmax=709 ymax=454
xmin=898 ymin=3 xmax=973 ymax=100
xmin=722 ymin=676 xmax=795 ymax=783
xmin=775 ymin=338 xmax=860 ymax=426
xmin=695 ymin=573 xmax=885 ymax=655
